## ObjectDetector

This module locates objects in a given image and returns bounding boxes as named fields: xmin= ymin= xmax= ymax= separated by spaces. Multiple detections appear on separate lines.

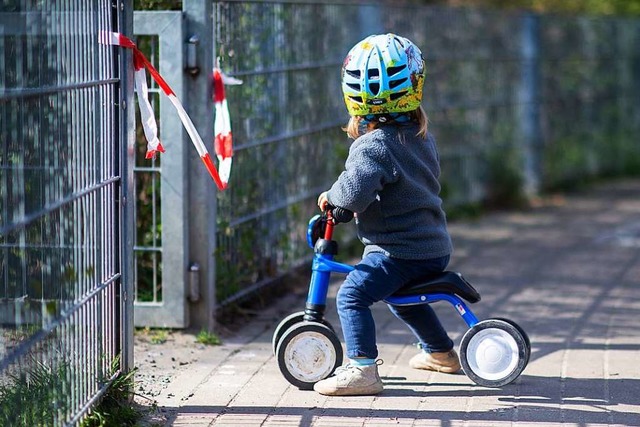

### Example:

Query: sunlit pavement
xmin=137 ymin=179 xmax=640 ymax=427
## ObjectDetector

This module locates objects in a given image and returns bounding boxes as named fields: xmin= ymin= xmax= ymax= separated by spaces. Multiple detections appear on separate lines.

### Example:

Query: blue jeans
xmin=337 ymin=252 xmax=454 ymax=359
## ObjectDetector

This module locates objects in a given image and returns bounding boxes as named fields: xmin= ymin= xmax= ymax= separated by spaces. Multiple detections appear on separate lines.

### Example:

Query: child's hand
xmin=317 ymin=192 xmax=329 ymax=212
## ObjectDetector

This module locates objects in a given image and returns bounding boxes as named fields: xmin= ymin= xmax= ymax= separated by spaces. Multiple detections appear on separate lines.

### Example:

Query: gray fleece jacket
xmin=327 ymin=124 xmax=452 ymax=260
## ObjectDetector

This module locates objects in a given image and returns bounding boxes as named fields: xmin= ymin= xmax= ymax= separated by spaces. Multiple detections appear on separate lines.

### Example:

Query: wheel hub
xmin=284 ymin=331 xmax=336 ymax=382
xmin=467 ymin=329 xmax=518 ymax=380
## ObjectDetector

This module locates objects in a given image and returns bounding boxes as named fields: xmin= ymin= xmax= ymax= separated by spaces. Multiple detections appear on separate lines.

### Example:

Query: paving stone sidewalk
xmin=136 ymin=179 xmax=640 ymax=427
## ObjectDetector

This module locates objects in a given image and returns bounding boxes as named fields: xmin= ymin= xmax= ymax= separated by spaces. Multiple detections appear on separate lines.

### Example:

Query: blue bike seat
xmin=391 ymin=271 xmax=481 ymax=303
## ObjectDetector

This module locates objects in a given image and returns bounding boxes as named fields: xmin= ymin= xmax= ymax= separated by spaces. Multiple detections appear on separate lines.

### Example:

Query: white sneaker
xmin=313 ymin=362 xmax=383 ymax=396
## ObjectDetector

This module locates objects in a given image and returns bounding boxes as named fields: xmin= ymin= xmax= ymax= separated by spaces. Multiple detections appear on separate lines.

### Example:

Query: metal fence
xmin=122 ymin=2 xmax=640 ymax=328
xmin=538 ymin=15 xmax=640 ymax=187
xmin=213 ymin=1 xmax=358 ymax=307
xmin=0 ymin=0 xmax=133 ymax=425
xmin=211 ymin=1 xmax=640 ymax=310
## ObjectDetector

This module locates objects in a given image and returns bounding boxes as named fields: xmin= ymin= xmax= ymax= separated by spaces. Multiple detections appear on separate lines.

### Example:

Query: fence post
xmin=183 ymin=0 xmax=217 ymax=332
xmin=119 ymin=0 xmax=136 ymax=375
xmin=519 ymin=12 xmax=542 ymax=195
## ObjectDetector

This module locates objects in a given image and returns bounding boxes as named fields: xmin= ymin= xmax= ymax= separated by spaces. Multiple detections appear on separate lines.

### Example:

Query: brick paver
xmin=137 ymin=180 xmax=640 ymax=427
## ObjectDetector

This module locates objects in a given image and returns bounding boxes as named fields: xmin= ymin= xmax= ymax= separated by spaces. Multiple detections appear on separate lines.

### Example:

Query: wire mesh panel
xmin=212 ymin=2 xmax=530 ymax=306
xmin=389 ymin=6 xmax=528 ymax=205
xmin=0 ymin=1 xmax=129 ymax=425
xmin=212 ymin=1 xmax=640 ymax=311
xmin=538 ymin=16 xmax=640 ymax=188
xmin=132 ymin=35 xmax=163 ymax=305
xmin=214 ymin=1 xmax=363 ymax=307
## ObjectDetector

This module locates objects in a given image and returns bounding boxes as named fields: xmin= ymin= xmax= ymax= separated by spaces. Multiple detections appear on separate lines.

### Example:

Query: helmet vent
xmin=387 ymin=65 xmax=406 ymax=76
xmin=369 ymin=83 xmax=380 ymax=94
xmin=389 ymin=91 xmax=407 ymax=101
xmin=389 ymin=78 xmax=408 ymax=89
xmin=347 ymin=83 xmax=360 ymax=91
xmin=349 ymin=96 xmax=363 ymax=103
xmin=346 ymin=69 xmax=361 ymax=78
xmin=392 ymin=36 xmax=406 ymax=48
xmin=367 ymin=69 xmax=380 ymax=79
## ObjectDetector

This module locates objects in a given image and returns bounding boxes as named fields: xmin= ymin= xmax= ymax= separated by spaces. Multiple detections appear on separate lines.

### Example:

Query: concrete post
xmin=183 ymin=0 xmax=217 ymax=332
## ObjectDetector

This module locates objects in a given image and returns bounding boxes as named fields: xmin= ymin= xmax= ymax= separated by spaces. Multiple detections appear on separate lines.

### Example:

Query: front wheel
xmin=460 ymin=318 xmax=530 ymax=388
xmin=276 ymin=321 xmax=343 ymax=390
xmin=272 ymin=311 xmax=335 ymax=355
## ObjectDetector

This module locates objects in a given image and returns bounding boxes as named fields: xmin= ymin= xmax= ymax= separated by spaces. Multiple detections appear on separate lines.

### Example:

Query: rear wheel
xmin=276 ymin=321 xmax=343 ymax=390
xmin=460 ymin=318 xmax=530 ymax=387
xmin=493 ymin=317 xmax=531 ymax=365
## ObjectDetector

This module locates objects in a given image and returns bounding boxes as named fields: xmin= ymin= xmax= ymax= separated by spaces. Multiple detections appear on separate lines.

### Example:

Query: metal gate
xmin=132 ymin=11 xmax=189 ymax=328
xmin=0 ymin=1 xmax=134 ymax=425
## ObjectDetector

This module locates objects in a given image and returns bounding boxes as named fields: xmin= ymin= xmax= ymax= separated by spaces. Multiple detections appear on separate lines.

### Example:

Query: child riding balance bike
xmin=273 ymin=33 xmax=530 ymax=395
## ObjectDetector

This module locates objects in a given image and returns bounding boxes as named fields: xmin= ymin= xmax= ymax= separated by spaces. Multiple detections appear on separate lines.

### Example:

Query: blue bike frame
xmin=306 ymin=251 xmax=479 ymax=328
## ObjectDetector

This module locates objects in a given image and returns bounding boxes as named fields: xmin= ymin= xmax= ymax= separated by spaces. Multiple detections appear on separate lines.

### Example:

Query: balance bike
xmin=273 ymin=208 xmax=531 ymax=390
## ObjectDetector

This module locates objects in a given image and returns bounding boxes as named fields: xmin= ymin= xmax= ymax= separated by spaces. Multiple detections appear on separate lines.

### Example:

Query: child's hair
xmin=344 ymin=106 xmax=428 ymax=140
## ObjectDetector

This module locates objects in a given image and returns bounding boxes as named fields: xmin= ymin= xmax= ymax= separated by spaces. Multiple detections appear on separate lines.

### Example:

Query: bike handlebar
xmin=328 ymin=206 xmax=354 ymax=224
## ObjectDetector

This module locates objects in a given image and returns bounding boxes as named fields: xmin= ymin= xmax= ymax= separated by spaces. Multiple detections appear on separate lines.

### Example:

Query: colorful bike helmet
xmin=341 ymin=33 xmax=425 ymax=116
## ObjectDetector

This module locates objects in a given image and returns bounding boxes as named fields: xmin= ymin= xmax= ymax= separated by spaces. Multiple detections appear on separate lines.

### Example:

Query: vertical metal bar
xmin=15 ymin=28 xmax=27 ymax=300
xmin=93 ymin=0 xmax=106 ymax=379
xmin=119 ymin=0 xmax=136 ymax=374
xmin=0 ymin=28 xmax=6 ymax=296
xmin=151 ymin=159 xmax=158 ymax=302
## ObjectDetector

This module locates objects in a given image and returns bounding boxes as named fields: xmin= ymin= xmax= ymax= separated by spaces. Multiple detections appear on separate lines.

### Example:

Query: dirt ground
xmin=132 ymin=286 xmax=309 ymax=425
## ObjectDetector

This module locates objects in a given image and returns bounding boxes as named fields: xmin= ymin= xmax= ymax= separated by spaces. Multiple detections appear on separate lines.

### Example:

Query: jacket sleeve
xmin=326 ymin=138 xmax=396 ymax=213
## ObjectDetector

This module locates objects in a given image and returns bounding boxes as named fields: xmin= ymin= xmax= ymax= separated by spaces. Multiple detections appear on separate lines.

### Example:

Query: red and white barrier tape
xmin=212 ymin=68 xmax=234 ymax=186
xmin=100 ymin=31 xmax=226 ymax=190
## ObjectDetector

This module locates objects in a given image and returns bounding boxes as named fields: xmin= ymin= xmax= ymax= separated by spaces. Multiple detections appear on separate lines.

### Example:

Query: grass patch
xmin=80 ymin=357 xmax=141 ymax=427
xmin=149 ymin=330 xmax=168 ymax=345
xmin=136 ymin=327 xmax=169 ymax=345
xmin=195 ymin=329 xmax=222 ymax=346
xmin=0 ymin=353 xmax=147 ymax=427
xmin=0 ymin=357 xmax=72 ymax=426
